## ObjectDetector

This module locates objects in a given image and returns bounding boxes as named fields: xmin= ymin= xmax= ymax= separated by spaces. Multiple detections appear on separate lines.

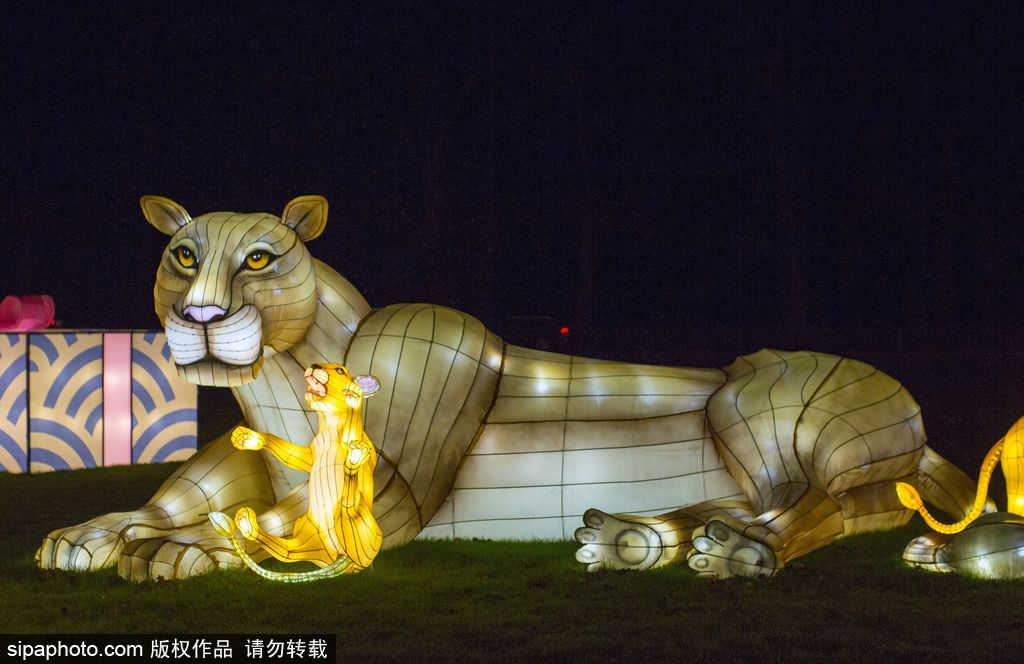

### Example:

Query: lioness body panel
xmin=35 ymin=196 xmax=979 ymax=580
xmin=345 ymin=302 xmax=503 ymax=541
xmin=421 ymin=343 xmax=743 ymax=539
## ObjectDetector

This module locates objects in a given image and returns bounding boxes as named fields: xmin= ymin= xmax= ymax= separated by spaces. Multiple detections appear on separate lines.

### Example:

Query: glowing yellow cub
xmin=208 ymin=363 xmax=381 ymax=581
xmin=897 ymin=416 xmax=1024 ymax=534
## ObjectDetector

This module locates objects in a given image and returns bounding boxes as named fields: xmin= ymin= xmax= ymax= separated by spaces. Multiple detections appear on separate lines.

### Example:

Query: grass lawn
xmin=2 ymin=463 xmax=1023 ymax=663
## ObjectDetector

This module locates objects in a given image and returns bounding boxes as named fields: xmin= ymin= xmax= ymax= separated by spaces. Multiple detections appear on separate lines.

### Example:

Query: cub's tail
xmin=208 ymin=512 xmax=354 ymax=583
xmin=897 ymin=440 xmax=1004 ymax=534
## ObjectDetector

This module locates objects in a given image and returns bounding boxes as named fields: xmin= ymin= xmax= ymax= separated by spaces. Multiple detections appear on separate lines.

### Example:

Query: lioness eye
xmin=245 ymin=251 xmax=272 ymax=270
xmin=175 ymin=246 xmax=196 ymax=268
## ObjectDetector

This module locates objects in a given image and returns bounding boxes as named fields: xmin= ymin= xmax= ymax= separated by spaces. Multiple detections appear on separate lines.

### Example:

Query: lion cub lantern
xmin=208 ymin=364 xmax=382 ymax=582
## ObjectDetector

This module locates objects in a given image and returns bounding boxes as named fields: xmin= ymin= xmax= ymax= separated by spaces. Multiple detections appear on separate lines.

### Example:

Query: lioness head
xmin=141 ymin=195 xmax=327 ymax=387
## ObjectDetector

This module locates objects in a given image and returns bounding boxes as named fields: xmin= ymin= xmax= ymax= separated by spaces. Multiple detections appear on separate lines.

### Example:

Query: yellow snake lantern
xmin=897 ymin=416 xmax=1024 ymax=578
xmin=208 ymin=363 xmax=381 ymax=582
xmin=37 ymin=195 xmax=986 ymax=581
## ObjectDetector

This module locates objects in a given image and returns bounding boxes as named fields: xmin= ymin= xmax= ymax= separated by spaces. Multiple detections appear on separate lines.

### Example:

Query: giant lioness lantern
xmin=37 ymin=195 xmax=989 ymax=581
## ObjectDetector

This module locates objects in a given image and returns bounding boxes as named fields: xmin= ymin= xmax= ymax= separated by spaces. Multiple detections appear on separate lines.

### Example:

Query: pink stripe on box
xmin=103 ymin=333 xmax=132 ymax=466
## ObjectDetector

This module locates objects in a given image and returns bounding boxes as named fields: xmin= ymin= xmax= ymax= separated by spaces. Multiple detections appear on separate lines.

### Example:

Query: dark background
xmin=4 ymin=4 xmax=1023 ymax=471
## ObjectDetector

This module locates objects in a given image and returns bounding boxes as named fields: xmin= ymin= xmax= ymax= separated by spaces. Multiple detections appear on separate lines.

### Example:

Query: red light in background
xmin=559 ymin=326 xmax=570 ymax=335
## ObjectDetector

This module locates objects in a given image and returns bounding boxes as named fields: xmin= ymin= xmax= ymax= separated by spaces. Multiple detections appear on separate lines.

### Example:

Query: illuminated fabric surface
xmin=419 ymin=344 xmax=738 ymax=540
xmin=37 ymin=196 xmax=980 ymax=580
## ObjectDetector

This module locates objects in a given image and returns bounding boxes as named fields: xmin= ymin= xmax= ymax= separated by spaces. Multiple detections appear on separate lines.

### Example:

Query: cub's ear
xmin=354 ymin=374 xmax=381 ymax=397
xmin=140 ymin=196 xmax=191 ymax=235
xmin=281 ymin=195 xmax=328 ymax=242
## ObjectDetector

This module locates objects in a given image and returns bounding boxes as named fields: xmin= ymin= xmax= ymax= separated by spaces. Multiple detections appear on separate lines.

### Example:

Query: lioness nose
xmin=183 ymin=305 xmax=227 ymax=323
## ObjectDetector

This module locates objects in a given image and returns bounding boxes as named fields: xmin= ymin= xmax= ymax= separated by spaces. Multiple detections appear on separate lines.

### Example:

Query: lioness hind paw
xmin=687 ymin=519 xmax=778 ymax=579
xmin=574 ymin=508 xmax=664 ymax=572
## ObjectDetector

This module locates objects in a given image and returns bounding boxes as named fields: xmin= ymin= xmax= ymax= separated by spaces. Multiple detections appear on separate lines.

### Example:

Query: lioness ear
xmin=140 ymin=196 xmax=191 ymax=235
xmin=281 ymin=195 xmax=328 ymax=242
xmin=354 ymin=374 xmax=380 ymax=397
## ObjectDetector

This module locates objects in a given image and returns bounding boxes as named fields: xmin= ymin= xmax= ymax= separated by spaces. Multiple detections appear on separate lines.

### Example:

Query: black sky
xmin=4 ymin=3 xmax=1024 ymax=358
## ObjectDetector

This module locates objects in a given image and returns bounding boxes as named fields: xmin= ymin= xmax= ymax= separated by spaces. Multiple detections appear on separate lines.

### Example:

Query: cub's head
xmin=303 ymin=363 xmax=380 ymax=415
xmin=142 ymin=195 xmax=327 ymax=387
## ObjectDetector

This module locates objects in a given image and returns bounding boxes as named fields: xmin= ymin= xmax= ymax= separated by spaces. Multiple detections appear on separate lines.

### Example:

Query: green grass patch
xmin=3 ymin=464 xmax=1024 ymax=662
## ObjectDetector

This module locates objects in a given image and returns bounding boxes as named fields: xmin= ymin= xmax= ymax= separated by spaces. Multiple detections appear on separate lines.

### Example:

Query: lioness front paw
xmin=36 ymin=507 xmax=173 ymax=572
xmin=687 ymin=519 xmax=778 ymax=579
xmin=574 ymin=509 xmax=665 ymax=572
xmin=37 ymin=519 xmax=123 ymax=572
xmin=231 ymin=426 xmax=264 ymax=451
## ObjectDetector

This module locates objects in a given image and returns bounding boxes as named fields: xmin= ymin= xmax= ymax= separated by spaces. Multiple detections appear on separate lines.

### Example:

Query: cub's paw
xmin=574 ymin=509 xmax=664 ymax=572
xmin=230 ymin=426 xmax=264 ymax=451
xmin=687 ymin=519 xmax=778 ymax=579
xmin=345 ymin=440 xmax=372 ymax=470
xmin=234 ymin=507 xmax=261 ymax=541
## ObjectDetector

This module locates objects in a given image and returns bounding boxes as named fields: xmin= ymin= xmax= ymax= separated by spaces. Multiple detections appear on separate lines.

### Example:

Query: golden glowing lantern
xmin=208 ymin=363 xmax=381 ymax=582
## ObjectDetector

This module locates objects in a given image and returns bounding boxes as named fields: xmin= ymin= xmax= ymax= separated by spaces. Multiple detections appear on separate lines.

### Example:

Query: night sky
xmin=5 ymin=4 xmax=1023 ymax=363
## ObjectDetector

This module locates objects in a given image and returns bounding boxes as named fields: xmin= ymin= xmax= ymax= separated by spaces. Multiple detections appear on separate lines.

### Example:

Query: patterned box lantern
xmin=28 ymin=333 xmax=105 ymax=472
xmin=0 ymin=334 xmax=29 ymax=472
xmin=131 ymin=331 xmax=198 ymax=464
xmin=0 ymin=331 xmax=196 ymax=474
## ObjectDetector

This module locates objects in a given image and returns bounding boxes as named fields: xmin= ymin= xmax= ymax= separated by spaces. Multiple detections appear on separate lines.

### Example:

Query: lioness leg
xmin=687 ymin=486 xmax=844 ymax=577
xmin=118 ymin=519 xmax=245 ymax=581
xmin=117 ymin=482 xmax=311 ymax=581
xmin=695 ymin=350 xmax=926 ymax=577
xmin=574 ymin=498 xmax=757 ymax=572
xmin=37 ymin=429 xmax=277 ymax=573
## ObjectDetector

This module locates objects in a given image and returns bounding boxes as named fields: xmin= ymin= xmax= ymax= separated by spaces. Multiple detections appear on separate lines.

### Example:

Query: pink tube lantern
xmin=0 ymin=295 xmax=55 ymax=331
